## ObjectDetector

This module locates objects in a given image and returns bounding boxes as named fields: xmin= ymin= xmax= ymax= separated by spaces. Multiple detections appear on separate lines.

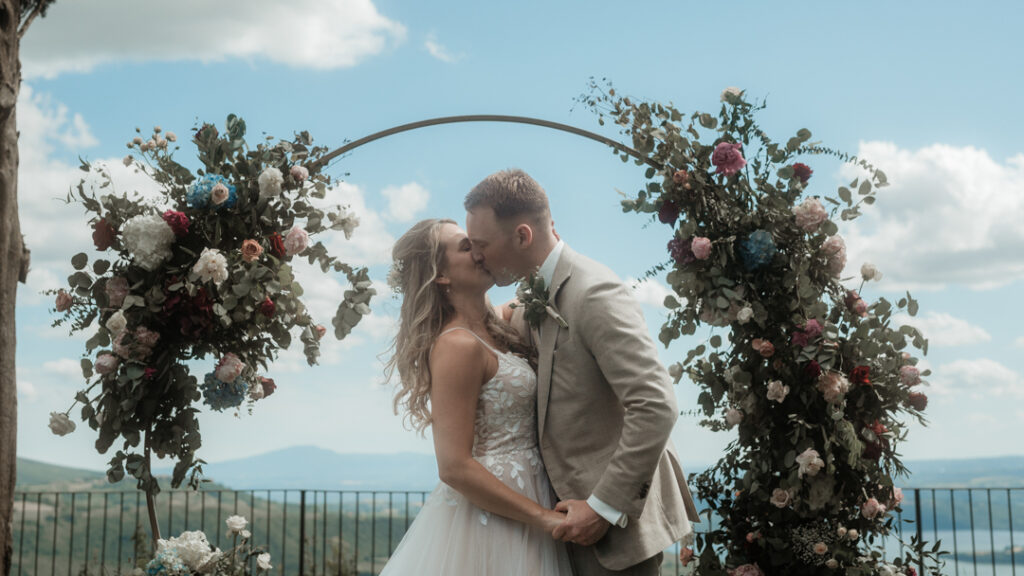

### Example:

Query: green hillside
xmin=16 ymin=457 xmax=104 ymax=488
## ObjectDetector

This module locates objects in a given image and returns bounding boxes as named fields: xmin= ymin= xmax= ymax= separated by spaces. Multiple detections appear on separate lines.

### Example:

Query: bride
xmin=379 ymin=218 xmax=573 ymax=575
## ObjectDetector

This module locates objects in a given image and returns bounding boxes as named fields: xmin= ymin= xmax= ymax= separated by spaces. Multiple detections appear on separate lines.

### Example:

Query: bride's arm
xmin=429 ymin=332 xmax=561 ymax=532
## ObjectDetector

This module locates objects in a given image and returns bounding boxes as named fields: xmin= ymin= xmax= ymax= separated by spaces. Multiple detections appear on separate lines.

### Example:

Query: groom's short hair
xmin=464 ymin=169 xmax=550 ymax=226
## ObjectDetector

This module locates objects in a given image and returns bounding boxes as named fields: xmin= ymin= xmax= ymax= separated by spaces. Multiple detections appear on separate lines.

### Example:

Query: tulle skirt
xmin=379 ymin=447 xmax=573 ymax=576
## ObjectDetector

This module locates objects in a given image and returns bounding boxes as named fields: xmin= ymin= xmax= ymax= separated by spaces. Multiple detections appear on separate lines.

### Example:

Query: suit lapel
xmin=536 ymin=248 xmax=573 ymax=440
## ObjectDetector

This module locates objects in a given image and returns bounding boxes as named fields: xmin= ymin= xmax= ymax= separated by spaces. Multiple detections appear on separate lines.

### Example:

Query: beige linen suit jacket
xmin=522 ymin=245 xmax=699 ymax=571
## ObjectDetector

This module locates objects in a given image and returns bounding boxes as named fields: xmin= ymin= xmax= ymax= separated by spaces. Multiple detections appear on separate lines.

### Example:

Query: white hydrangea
xmin=157 ymin=530 xmax=219 ymax=570
xmin=122 ymin=214 xmax=176 ymax=271
xmin=258 ymin=167 xmax=284 ymax=198
xmin=192 ymin=248 xmax=229 ymax=285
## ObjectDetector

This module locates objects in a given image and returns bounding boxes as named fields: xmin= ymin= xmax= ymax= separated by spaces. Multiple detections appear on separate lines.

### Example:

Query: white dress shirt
xmin=536 ymin=241 xmax=628 ymax=528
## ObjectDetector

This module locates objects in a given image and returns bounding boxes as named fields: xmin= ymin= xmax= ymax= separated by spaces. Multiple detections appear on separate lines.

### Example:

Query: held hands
xmin=551 ymin=500 xmax=610 ymax=547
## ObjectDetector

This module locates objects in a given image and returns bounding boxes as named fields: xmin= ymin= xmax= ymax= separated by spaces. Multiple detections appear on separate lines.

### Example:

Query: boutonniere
xmin=511 ymin=272 xmax=568 ymax=330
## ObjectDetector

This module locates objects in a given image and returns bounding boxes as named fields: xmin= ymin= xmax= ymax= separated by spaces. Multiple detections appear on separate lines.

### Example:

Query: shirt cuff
xmin=587 ymin=495 xmax=628 ymax=528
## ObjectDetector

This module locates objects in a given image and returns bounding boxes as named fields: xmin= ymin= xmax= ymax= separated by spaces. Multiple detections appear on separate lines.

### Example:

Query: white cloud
xmin=424 ymin=34 xmax=460 ymax=63
xmin=42 ymin=358 xmax=82 ymax=380
xmin=1015 ymin=337 xmax=1024 ymax=348
xmin=932 ymin=358 xmax=1024 ymax=398
xmin=17 ymin=380 xmax=38 ymax=402
xmin=21 ymin=0 xmax=406 ymax=79
xmin=628 ymin=277 xmax=673 ymax=308
xmin=840 ymin=142 xmax=1024 ymax=290
xmin=320 ymin=182 xmax=395 ymax=266
xmin=892 ymin=311 xmax=991 ymax=347
xmin=381 ymin=182 xmax=430 ymax=222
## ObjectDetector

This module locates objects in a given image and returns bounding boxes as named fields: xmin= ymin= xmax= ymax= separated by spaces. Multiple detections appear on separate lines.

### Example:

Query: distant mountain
xmin=187 ymin=445 xmax=440 ymax=491
xmin=17 ymin=450 xmax=1024 ymax=492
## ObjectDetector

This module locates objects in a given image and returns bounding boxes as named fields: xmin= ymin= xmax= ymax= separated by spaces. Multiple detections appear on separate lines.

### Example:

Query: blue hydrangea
xmin=739 ymin=229 xmax=777 ymax=271
xmin=201 ymin=372 xmax=247 ymax=411
xmin=186 ymin=174 xmax=237 ymax=210
xmin=145 ymin=550 xmax=189 ymax=576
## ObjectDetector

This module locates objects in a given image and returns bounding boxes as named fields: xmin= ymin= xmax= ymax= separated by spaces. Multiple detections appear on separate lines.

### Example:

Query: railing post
xmin=914 ymin=488 xmax=923 ymax=575
xmin=298 ymin=490 xmax=307 ymax=576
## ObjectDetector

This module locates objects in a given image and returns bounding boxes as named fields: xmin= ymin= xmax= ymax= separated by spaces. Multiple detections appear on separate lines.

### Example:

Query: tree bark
xmin=0 ymin=1 xmax=23 ymax=574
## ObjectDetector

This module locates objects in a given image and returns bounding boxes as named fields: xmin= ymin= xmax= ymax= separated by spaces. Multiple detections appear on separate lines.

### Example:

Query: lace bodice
xmin=472 ymin=348 xmax=538 ymax=457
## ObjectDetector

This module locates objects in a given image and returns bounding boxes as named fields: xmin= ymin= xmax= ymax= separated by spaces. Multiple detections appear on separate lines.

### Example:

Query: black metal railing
xmin=10 ymin=487 xmax=1022 ymax=575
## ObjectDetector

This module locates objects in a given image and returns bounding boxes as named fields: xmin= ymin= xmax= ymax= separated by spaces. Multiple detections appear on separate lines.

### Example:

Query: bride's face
xmin=438 ymin=223 xmax=494 ymax=295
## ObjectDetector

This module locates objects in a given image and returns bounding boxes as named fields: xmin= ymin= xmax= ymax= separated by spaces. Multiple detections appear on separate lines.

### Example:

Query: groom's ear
xmin=513 ymin=223 xmax=534 ymax=249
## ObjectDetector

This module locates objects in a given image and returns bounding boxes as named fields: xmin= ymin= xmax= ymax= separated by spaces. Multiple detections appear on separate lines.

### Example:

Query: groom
xmin=465 ymin=169 xmax=699 ymax=575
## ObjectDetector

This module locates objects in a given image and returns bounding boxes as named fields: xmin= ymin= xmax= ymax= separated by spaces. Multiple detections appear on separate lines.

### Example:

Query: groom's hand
xmin=551 ymin=500 xmax=610 ymax=546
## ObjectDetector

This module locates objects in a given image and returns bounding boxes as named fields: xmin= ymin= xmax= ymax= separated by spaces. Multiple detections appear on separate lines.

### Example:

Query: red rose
xmin=906 ymin=568 xmax=917 ymax=576
xmin=260 ymin=297 xmax=275 ymax=318
xmin=792 ymin=163 xmax=814 ymax=183
xmin=161 ymin=210 xmax=190 ymax=237
xmin=269 ymin=233 xmax=286 ymax=259
xmin=851 ymin=365 xmax=871 ymax=386
xmin=863 ymin=441 xmax=883 ymax=460
xmin=803 ymin=361 xmax=821 ymax=380
xmin=144 ymin=367 xmax=157 ymax=380
xmin=658 ymin=200 xmax=680 ymax=225
xmin=260 ymin=377 xmax=277 ymax=397
xmin=92 ymin=218 xmax=117 ymax=251
xmin=907 ymin=392 xmax=928 ymax=411
xmin=668 ymin=237 xmax=695 ymax=266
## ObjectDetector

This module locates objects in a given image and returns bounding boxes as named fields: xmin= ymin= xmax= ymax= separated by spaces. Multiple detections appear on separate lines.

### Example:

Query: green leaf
xmin=710 ymin=335 xmax=722 ymax=348
xmin=858 ymin=180 xmax=872 ymax=196
xmin=92 ymin=260 xmax=110 ymax=275
xmin=71 ymin=253 xmax=88 ymax=270
xmin=838 ymin=187 xmax=852 ymax=204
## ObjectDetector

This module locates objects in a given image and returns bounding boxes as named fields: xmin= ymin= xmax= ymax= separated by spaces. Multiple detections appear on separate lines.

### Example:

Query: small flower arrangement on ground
xmin=138 ymin=515 xmax=272 ymax=576
xmin=581 ymin=83 xmax=942 ymax=574
xmin=48 ymin=116 xmax=375 ymax=499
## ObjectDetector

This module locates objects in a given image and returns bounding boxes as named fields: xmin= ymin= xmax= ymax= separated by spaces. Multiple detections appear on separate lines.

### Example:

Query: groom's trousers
xmin=566 ymin=543 xmax=662 ymax=576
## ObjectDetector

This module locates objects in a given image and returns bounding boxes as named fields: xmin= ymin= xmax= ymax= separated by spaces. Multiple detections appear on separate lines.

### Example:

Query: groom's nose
xmin=471 ymin=250 xmax=485 ymax=265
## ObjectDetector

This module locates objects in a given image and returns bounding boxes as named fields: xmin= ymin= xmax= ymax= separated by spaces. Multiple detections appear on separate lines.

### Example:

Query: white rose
xmin=720 ymin=86 xmax=743 ymax=102
xmin=48 ymin=412 xmax=76 ymax=436
xmin=766 ymin=380 xmax=789 ymax=403
xmin=105 ymin=310 xmax=127 ymax=335
xmin=166 ymin=132 xmax=177 ymax=142
xmin=861 ymin=262 xmax=882 ymax=282
xmin=258 ymin=167 xmax=284 ymax=198
xmin=825 ymin=559 xmax=839 ymax=569
xmin=240 ymin=529 xmax=251 ymax=540
xmin=192 ymin=248 xmax=229 ymax=285
xmin=210 ymin=183 xmax=230 ymax=205
xmin=225 ymin=515 xmax=248 ymax=534
xmin=284 ymin=226 xmax=310 ymax=256
xmin=290 ymin=165 xmax=309 ymax=182
xmin=725 ymin=408 xmax=743 ymax=428
xmin=879 ymin=564 xmax=896 ymax=576
xmin=736 ymin=305 xmax=753 ymax=324
xmin=796 ymin=447 xmax=825 ymax=478
xmin=257 ymin=553 xmax=273 ymax=570
xmin=847 ymin=529 xmax=859 ymax=540
xmin=215 ymin=353 xmax=244 ymax=383
xmin=769 ymin=488 xmax=791 ymax=508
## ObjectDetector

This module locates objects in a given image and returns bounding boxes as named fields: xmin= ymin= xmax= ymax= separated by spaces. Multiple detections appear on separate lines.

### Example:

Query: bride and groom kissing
xmin=380 ymin=169 xmax=699 ymax=575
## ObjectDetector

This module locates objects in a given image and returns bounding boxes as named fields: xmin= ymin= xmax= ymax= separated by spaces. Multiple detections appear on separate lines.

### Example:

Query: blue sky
xmin=13 ymin=0 xmax=1024 ymax=477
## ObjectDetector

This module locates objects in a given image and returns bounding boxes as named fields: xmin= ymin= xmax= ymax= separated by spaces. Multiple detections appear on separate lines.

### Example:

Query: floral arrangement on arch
xmin=48 ymin=115 xmax=375 ymax=497
xmin=581 ymin=83 xmax=942 ymax=575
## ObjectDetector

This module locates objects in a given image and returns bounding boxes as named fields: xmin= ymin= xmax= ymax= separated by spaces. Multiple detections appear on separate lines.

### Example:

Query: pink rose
xmin=712 ymin=142 xmax=746 ymax=175
xmin=817 ymin=371 xmax=850 ymax=404
xmin=752 ymin=338 xmax=775 ymax=358
xmin=134 ymin=327 xmax=160 ymax=349
xmin=314 ymin=325 xmax=327 ymax=340
xmin=796 ymin=447 xmax=825 ymax=478
xmin=900 ymin=365 xmax=921 ymax=387
xmin=861 ymin=497 xmax=886 ymax=520
xmin=290 ymin=165 xmax=309 ymax=182
xmin=730 ymin=564 xmax=765 ymax=576
xmin=691 ymin=236 xmax=712 ymax=260
xmin=55 ymin=290 xmax=73 ymax=312
xmin=852 ymin=298 xmax=868 ymax=317
xmin=260 ymin=377 xmax=277 ymax=397
xmin=891 ymin=487 xmax=904 ymax=507
xmin=95 ymin=353 xmax=119 ymax=375
xmin=725 ymin=408 xmax=743 ymax=428
xmin=672 ymin=169 xmax=690 ymax=188
xmin=284 ymin=226 xmax=310 ymax=256
xmin=821 ymin=235 xmax=847 ymax=276
xmin=105 ymin=277 xmax=130 ymax=308
xmin=770 ymin=488 xmax=791 ymax=508
xmin=813 ymin=542 xmax=828 ymax=555
xmin=215 ymin=353 xmax=245 ymax=382
xmin=793 ymin=198 xmax=827 ymax=233
xmin=211 ymin=183 xmax=230 ymax=205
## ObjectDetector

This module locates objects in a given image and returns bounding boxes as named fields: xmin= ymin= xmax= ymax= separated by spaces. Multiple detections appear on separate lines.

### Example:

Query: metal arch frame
xmin=310 ymin=114 xmax=661 ymax=171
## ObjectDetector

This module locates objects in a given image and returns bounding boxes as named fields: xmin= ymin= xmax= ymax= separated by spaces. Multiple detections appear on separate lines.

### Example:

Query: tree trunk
xmin=0 ymin=1 xmax=23 ymax=575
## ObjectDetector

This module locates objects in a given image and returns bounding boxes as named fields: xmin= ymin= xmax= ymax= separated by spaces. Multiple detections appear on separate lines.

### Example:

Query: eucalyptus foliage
xmin=581 ymin=82 xmax=942 ymax=575
xmin=49 ymin=117 xmax=374 ymax=497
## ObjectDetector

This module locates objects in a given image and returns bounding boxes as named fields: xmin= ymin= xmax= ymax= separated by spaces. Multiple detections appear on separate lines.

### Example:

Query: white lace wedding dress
xmin=379 ymin=328 xmax=572 ymax=575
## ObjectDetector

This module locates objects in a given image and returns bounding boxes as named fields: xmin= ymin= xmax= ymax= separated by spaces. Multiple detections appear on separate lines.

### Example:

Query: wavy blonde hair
xmin=385 ymin=218 xmax=531 ymax=433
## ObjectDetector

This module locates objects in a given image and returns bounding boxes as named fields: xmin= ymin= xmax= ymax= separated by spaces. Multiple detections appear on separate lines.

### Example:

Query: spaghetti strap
xmin=439 ymin=326 xmax=503 ymax=356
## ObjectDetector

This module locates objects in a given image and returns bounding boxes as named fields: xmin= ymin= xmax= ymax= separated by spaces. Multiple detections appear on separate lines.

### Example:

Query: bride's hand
xmin=538 ymin=509 xmax=567 ymax=535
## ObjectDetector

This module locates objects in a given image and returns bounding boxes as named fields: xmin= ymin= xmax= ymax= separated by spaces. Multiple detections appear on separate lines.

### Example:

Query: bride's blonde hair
xmin=384 ymin=218 xmax=531 ymax=433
